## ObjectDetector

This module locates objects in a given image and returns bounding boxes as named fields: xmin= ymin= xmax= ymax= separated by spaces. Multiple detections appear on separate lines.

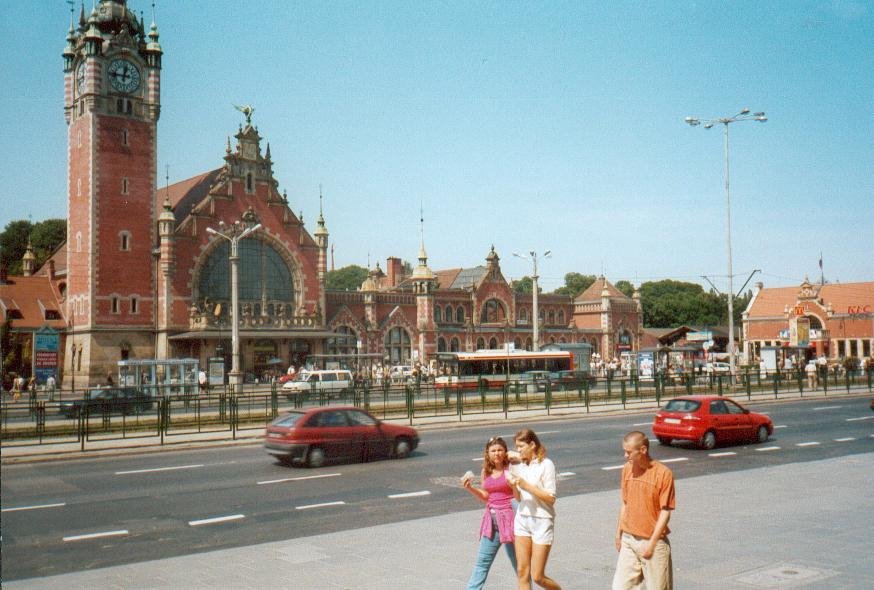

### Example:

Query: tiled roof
xmin=161 ymin=168 xmax=223 ymax=224
xmin=448 ymin=266 xmax=487 ymax=289
xmin=434 ymin=268 xmax=462 ymax=290
xmin=0 ymin=275 xmax=66 ymax=330
xmin=575 ymin=276 xmax=629 ymax=302
xmin=747 ymin=282 xmax=874 ymax=318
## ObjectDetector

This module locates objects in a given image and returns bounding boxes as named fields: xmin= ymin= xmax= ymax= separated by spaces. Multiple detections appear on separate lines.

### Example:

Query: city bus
xmin=434 ymin=349 xmax=574 ymax=389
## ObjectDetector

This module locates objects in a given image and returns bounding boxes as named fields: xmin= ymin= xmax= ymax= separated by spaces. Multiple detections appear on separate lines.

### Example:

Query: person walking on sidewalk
xmin=508 ymin=428 xmax=561 ymax=590
xmin=462 ymin=436 xmax=518 ymax=589
xmin=612 ymin=431 xmax=675 ymax=590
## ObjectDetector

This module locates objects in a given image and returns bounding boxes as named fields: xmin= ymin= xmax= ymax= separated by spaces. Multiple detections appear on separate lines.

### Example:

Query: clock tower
xmin=62 ymin=1 xmax=162 ymax=387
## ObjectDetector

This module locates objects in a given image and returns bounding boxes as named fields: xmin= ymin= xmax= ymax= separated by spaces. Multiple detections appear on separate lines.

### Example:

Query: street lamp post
xmin=513 ymin=250 xmax=551 ymax=351
xmin=685 ymin=108 xmax=766 ymax=379
xmin=206 ymin=220 xmax=262 ymax=386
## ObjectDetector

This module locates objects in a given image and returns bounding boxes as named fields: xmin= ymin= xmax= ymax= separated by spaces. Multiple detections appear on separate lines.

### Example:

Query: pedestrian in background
xmin=46 ymin=373 xmax=57 ymax=402
xmin=613 ymin=431 xmax=675 ymax=590
xmin=462 ymin=436 xmax=518 ymax=589
xmin=508 ymin=428 xmax=560 ymax=590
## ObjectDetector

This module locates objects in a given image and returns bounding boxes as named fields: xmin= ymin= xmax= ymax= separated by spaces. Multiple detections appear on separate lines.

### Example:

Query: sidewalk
xmin=6 ymin=451 xmax=873 ymax=589
xmin=2 ymin=388 xmax=870 ymax=464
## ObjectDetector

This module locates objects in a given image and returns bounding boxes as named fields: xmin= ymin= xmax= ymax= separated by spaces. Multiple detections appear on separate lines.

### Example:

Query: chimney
xmin=386 ymin=257 xmax=404 ymax=287
xmin=755 ymin=281 xmax=763 ymax=292
xmin=47 ymin=258 xmax=56 ymax=280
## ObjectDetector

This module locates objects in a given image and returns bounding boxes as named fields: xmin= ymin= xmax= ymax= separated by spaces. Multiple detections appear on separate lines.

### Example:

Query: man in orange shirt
xmin=612 ymin=431 xmax=675 ymax=590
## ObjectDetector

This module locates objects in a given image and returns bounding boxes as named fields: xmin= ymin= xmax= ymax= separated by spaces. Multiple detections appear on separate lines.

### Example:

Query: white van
xmin=282 ymin=369 xmax=353 ymax=398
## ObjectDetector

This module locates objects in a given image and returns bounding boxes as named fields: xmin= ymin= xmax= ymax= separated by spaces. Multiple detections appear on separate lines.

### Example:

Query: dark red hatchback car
xmin=652 ymin=395 xmax=773 ymax=450
xmin=265 ymin=406 xmax=419 ymax=467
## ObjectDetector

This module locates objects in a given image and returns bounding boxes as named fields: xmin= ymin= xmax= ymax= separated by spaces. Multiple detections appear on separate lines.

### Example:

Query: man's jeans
xmin=466 ymin=515 xmax=517 ymax=590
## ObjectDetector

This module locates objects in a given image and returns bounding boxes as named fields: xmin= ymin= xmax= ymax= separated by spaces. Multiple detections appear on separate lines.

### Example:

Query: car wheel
xmin=657 ymin=436 xmax=672 ymax=446
xmin=306 ymin=446 xmax=326 ymax=468
xmin=699 ymin=430 xmax=716 ymax=450
xmin=393 ymin=437 xmax=412 ymax=459
xmin=756 ymin=425 xmax=769 ymax=444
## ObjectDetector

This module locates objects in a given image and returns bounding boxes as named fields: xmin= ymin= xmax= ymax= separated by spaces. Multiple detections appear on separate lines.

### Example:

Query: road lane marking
xmin=558 ymin=472 xmax=576 ymax=477
xmin=756 ymin=446 xmax=781 ymax=452
xmin=709 ymin=452 xmax=737 ymax=457
xmin=660 ymin=458 xmax=688 ymax=464
xmin=834 ymin=437 xmax=856 ymax=442
xmin=813 ymin=405 xmax=842 ymax=411
xmin=774 ymin=425 xmax=788 ymax=429
xmin=602 ymin=465 xmax=625 ymax=471
xmin=633 ymin=422 xmax=651 ymax=426
xmin=63 ymin=530 xmax=128 ymax=542
xmin=2 ymin=502 xmax=66 ymax=513
xmin=388 ymin=491 xmax=431 ymax=499
xmin=189 ymin=514 xmax=245 ymax=526
xmin=115 ymin=464 xmax=204 ymax=475
xmin=296 ymin=501 xmax=346 ymax=510
xmin=537 ymin=430 xmax=561 ymax=435
xmin=796 ymin=442 xmax=820 ymax=447
xmin=846 ymin=416 xmax=874 ymax=422
xmin=257 ymin=473 xmax=341 ymax=485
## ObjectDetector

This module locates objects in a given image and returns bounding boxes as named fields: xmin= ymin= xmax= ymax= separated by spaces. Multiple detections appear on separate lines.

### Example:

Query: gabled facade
xmin=742 ymin=279 xmax=874 ymax=362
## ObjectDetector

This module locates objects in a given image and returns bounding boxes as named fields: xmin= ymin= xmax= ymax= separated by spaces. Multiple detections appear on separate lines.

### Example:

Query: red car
xmin=265 ymin=406 xmax=419 ymax=467
xmin=652 ymin=395 xmax=773 ymax=450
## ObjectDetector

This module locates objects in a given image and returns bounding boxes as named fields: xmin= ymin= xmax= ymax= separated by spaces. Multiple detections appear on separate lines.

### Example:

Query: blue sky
xmin=1 ymin=1 xmax=871 ymax=292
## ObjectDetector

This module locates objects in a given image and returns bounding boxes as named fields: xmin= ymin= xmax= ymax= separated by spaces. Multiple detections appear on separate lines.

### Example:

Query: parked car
xmin=59 ymin=387 xmax=155 ymax=419
xmin=281 ymin=370 xmax=352 ymax=399
xmin=652 ymin=395 xmax=772 ymax=450
xmin=264 ymin=406 xmax=419 ymax=467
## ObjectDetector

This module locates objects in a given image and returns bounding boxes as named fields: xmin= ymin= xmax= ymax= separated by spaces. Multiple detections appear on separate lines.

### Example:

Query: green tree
xmin=0 ymin=218 xmax=66 ymax=275
xmin=30 ymin=219 xmax=67 ymax=264
xmin=639 ymin=279 xmax=725 ymax=328
xmin=326 ymin=265 xmax=368 ymax=291
xmin=553 ymin=272 xmax=596 ymax=298
xmin=614 ymin=280 xmax=635 ymax=298
xmin=512 ymin=276 xmax=534 ymax=294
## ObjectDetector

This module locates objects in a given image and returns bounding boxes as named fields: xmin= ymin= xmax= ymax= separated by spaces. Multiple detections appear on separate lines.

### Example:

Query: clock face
xmin=107 ymin=59 xmax=140 ymax=94
xmin=76 ymin=62 xmax=86 ymax=94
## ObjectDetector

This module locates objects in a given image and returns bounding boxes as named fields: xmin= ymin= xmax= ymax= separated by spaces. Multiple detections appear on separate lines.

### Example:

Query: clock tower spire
xmin=63 ymin=1 xmax=163 ymax=387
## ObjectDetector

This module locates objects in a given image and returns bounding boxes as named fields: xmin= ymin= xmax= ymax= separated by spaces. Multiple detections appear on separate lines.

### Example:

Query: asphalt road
xmin=2 ymin=394 xmax=872 ymax=581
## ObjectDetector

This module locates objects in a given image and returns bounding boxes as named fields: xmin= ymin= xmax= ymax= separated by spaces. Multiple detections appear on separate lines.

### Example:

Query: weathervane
xmin=233 ymin=104 xmax=255 ymax=125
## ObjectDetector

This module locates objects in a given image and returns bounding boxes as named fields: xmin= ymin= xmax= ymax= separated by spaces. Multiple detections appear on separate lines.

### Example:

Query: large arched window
xmin=198 ymin=238 xmax=294 ymax=318
xmin=489 ymin=337 xmax=498 ymax=349
xmin=437 ymin=337 xmax=447 ymax=352
xmin=480 ymin=299 xmax=507 ymax=323
xmin=558 ymin=310 xmax=565 ymax=325
xmin=384 ymin=327 xmax=411 ymax=364
xmin=450 ymin=337 xmax=460 ymax=352
xmin=476 ymin=337 xmax=486 ymax=350
xmin=327 ymin=326 xmax=357 ymax=357
xmin=456 ymin=306 xmax=465 ymax=324
xmin=519 ymin=308 xmax=528 ymax=323
xmin=547 ymin=310 xmax=555 ymax=325
xmin=445 ymin=305 xmax=454 ymax=323
xmin=434 ymin=306 xmax=442 ymax=323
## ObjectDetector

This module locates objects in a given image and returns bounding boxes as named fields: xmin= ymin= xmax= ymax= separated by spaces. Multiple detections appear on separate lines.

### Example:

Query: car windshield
xmin=271 ymin=412 xmax=304 ymax=427
xmin=663 ymin=399 xmax=701 ymax=413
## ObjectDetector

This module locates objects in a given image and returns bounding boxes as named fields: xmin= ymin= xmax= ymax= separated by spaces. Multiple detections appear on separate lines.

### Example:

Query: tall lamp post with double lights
xmin=685 ymin=108 xmax=766 ymax=378
xmin=205 ymin=220 xmax=262 ymax=386
xmin=513 ymin=250 xmax=551 ymax=351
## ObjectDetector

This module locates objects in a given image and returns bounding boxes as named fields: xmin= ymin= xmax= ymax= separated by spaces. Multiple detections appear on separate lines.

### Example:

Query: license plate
xmin=664 ymin=418 xmax=681 ymax=425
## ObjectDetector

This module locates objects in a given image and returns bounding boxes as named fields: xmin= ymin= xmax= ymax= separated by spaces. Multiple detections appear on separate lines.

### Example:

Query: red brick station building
xmin=1 ymin=2 xmax=872 ymax=388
